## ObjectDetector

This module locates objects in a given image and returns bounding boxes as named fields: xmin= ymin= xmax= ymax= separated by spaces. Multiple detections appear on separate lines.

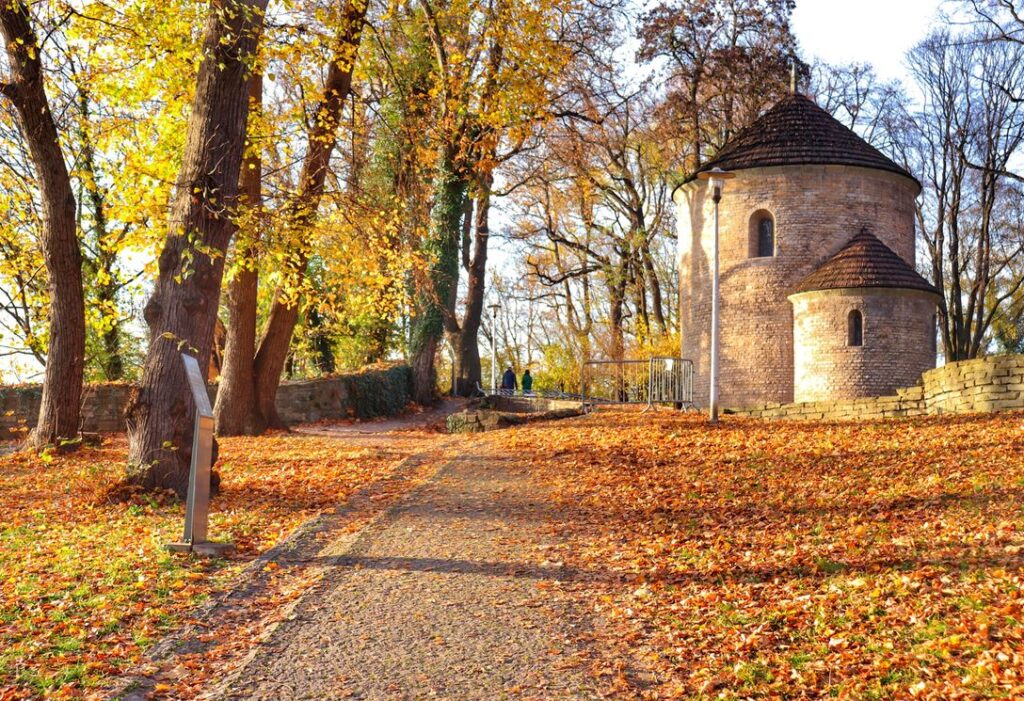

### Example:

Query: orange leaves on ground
xmin=0 ymin=431 xmax=406 ymax=699
xmin=497 ymin=410 xmax=1024 ymax=699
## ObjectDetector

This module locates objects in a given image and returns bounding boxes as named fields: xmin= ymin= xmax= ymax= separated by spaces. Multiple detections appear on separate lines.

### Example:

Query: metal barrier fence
xmin=581 ymin=357 xmax=693 ymax=409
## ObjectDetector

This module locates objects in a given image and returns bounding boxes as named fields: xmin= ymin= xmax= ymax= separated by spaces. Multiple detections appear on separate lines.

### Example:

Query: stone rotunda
xmin=673 ymin=92 xmax=940 ymax=408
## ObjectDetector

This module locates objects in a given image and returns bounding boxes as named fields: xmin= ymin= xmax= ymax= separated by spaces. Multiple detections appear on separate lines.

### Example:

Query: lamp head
xmin=697 ymin=168 xmax=736 ymax=203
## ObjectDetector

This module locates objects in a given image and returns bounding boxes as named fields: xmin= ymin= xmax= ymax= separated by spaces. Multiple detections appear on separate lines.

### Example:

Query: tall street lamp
xmin=488 ymin=302 xmax=500 ymax=394
xmin=697 ymin=167 xmax=735 ymax=424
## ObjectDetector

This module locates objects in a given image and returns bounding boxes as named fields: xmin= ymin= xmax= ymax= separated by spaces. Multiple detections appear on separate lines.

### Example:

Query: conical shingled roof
xmin=691 ymin=93 xmax=918 ymax=187
xmin=794 ymin=229 xmax=939 ymax=295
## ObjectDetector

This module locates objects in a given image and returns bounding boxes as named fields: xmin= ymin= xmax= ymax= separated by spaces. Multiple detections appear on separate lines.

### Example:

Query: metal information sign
xmin=166 ymin=353 xmax=234 ymax=557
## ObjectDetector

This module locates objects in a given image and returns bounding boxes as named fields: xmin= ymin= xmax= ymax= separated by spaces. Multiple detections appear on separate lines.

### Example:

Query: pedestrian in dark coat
xmin=522 ymin=369 xmax=533 ymax=395
xmin=500 ymin=367 xmax=517 ymax=395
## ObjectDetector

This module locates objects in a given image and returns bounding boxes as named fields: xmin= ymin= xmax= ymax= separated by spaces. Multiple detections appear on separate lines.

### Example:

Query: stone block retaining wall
xmin=486 ymin=396 xmax=583 ymax=414
xmin=0 ymin=364 xmax=412 ymax=439
xmin=446 ymin=396 xmax=585 ymax=434
xmin=734 ymin=354 xmax=1024 ymax=420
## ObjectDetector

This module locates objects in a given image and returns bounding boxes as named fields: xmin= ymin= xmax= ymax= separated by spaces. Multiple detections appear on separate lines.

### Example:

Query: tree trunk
xmin=410 ymin=333 xmax=440 ymax=405
xmin=78 ymin=89 xmax=126 ymax=381
xmin=308 ymin=307 xmax=336 ymax=374
xmin=642 ymin=243 xmax=666 ymax=335
xmin=215 ymin=73 xmax=265 ymax=436
xmin=125 ymin=0 xmax=267 ymax=494
xmin=252 ymin=294 xmax=299 ymax=428
xmin=449 ymin=329 xmax=482 ymax=396
xmin=448 ymin=172 xmax=492 ymax=396
xmin=360 ymin=55 xmax=431 ymax=366
xmin=0 ymin=2 xmax=85 ymax=449
xmin=364 ymin=321 xmax=393 ymax=365
xmin=631 ymin=251 xmax=650 ymax=339
xmin=242 ymin=0 xmax=366 ymax=430
xmin=608 ymin=267 xmax=627 ymax=363
xmin=95 ymin=244 xmax=124 ymax=381
xmin=410 ymin=148 xmax=466 ymax=405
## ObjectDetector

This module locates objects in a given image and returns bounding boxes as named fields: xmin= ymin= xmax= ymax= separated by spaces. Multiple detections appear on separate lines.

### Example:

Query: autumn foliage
xmin=0 ymin=431 xmax=429 ymax=699
xmin=3 ymin=405 xmax=1024 ymax=698
xmin=499 ymin=409 xmax=1024 ymax=698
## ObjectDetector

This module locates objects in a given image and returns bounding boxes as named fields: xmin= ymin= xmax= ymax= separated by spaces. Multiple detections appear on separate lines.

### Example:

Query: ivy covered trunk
xmin=0 ymin=2 xmax=86 ymax=450
xmin=410 ymin=150 xmax=466 ymax=405
xmin=126 ymin=0 xmax=266 ymax=495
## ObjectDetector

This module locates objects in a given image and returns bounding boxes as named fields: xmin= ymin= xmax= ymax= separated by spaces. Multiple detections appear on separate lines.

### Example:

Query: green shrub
xmin=341 ymin=363 xmax=412 ymax=419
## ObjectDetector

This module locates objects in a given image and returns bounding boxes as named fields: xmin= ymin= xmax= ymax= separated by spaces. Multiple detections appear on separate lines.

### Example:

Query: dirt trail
xmin=296 ymin=399 xmax=467 ymax=438
xmin=207 ymin=443 xmax=599 ymax=701
xmin=109 ymin=402 xmax=603 ymax=701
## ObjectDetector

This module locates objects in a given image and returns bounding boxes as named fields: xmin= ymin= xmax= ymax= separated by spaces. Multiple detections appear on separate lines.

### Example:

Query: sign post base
xmin=164 ymin=541 xmax=235 ymax=557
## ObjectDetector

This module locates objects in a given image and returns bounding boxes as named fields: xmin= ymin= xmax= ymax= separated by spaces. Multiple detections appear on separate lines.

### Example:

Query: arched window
xmin=848 ymin=310 xmax=864 ymax=347
xmin=756 ymin=216 xmax=774 ymax=257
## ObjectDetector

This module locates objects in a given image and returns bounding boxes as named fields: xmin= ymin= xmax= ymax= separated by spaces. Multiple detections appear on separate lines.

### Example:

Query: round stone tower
xmin=674 ymin=93 xmax=928 ymax=408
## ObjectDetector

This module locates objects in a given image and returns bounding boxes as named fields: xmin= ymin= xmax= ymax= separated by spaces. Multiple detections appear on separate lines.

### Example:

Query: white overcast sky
xmin=792 ymin=0 xmax=946 ymax=83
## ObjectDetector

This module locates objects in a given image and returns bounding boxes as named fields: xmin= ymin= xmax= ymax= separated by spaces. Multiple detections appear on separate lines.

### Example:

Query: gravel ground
xmin=208 ymin=447 xmax=602 ymax=701
xmin=295 ymin=399 xmax=466 ymax=440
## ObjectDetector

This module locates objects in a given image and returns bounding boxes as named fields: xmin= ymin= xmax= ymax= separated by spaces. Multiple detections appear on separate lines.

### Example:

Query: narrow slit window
xmin=757 ymin=217 xmax=774 ymax=257
xmin=848 ymin=310 xmax=864 ymax=347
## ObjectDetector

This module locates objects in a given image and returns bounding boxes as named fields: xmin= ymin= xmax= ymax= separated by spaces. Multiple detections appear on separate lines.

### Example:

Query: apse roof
xmin=794 ymin=229 xmax=939 ymax=296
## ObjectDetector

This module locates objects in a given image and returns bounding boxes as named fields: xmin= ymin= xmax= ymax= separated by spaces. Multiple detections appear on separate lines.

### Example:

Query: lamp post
xmin=697 ymin=167 xmax=735 ymax=424
xmin=488 ymin=302 xmax=500 ymax=394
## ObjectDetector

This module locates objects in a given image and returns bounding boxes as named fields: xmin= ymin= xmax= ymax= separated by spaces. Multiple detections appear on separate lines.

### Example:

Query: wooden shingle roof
xmin=794 ymin=230 xmax=940 ymax=295
xmin=690 ymin=93 xmax=918 ymax=187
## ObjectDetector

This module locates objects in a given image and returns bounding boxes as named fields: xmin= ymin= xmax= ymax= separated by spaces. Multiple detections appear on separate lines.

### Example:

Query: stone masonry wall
xmin=921 ymin=355 xmax=1024 ymax=414
xmin=734 ymin=354 xmax=1024 ymax=421
xmin=790 ymin=288 xmax=937 ymax=403
xmin=0 ymin=384 xmax=140 ymax=439
xmin=446 ymin=396 xmax=585 ymax=434
xmin=675 ymin=164 xmax=920 ymax=408
xmin=0 ymin=364 xmax=412 ymax=440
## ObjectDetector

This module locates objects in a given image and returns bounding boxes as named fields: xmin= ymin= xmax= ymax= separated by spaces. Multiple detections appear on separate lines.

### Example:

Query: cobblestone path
xmin=207 ymin=447 xmax=601 ymax=700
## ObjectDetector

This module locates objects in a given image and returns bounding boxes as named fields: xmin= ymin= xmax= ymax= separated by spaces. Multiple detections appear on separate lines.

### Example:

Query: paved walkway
xmin=206 ymin=445 xmax=601 ymax=700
